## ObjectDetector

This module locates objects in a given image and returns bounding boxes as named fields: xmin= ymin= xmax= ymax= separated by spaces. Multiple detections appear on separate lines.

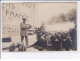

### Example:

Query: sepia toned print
xmin=2 ymin=2 xmax=77 ymax=52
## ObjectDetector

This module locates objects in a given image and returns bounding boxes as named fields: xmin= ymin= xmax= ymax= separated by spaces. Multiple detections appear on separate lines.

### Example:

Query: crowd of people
xmin=32 ymin=24 xmax=77 ymax=51
xmin=8 ymin=20 xmax=77 ymax=51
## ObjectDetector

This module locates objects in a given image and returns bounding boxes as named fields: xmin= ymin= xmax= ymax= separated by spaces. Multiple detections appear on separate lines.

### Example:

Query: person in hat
xmin=65 ymin=36 xmax=72 ymax=51
xmin=20 ymin=18 xmax=30 ymax=49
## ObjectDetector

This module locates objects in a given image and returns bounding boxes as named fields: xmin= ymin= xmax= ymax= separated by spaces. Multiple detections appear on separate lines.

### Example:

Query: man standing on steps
xmin=20 ymin=18 xmax=30 ymax=49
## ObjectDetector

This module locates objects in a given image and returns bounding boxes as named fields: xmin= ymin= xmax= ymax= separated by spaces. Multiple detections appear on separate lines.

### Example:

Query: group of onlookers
xmin=33 ymin=25 xmax=77 ymax=51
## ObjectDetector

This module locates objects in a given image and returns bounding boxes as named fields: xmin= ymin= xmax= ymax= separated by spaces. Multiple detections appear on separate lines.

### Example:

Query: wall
xmin=2 ymin=3 xmax=34 ymax=38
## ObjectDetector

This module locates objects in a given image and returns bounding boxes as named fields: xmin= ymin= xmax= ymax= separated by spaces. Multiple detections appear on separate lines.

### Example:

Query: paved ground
xmin=2 ymin=47 xmax=39 ymax=52
xmin=2 ymin=35 xmax=38 ymax=52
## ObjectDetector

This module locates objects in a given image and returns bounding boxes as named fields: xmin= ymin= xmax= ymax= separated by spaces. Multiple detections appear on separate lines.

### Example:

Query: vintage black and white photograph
xmin=2 ymin=2 xmax=77 ymax=52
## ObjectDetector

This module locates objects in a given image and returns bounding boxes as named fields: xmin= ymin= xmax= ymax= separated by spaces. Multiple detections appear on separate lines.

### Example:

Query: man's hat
xmin=22 ymin=18 xmax=26 ymax=21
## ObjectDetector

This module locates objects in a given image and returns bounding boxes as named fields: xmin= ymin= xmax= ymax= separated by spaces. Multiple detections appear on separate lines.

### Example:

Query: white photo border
xmin=1 ymin=1 xmax=80 ymax=59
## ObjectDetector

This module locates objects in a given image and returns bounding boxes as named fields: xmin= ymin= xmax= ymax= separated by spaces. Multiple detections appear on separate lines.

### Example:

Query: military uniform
xmin=20 ymin=22 xmax=29 ymax=47
xmin=20 ymin=22 xmax=28 ymax=36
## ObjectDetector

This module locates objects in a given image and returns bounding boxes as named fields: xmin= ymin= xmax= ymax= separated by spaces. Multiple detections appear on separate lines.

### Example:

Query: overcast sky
xmin=34 ymin=3 xmax=76 ymax=27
